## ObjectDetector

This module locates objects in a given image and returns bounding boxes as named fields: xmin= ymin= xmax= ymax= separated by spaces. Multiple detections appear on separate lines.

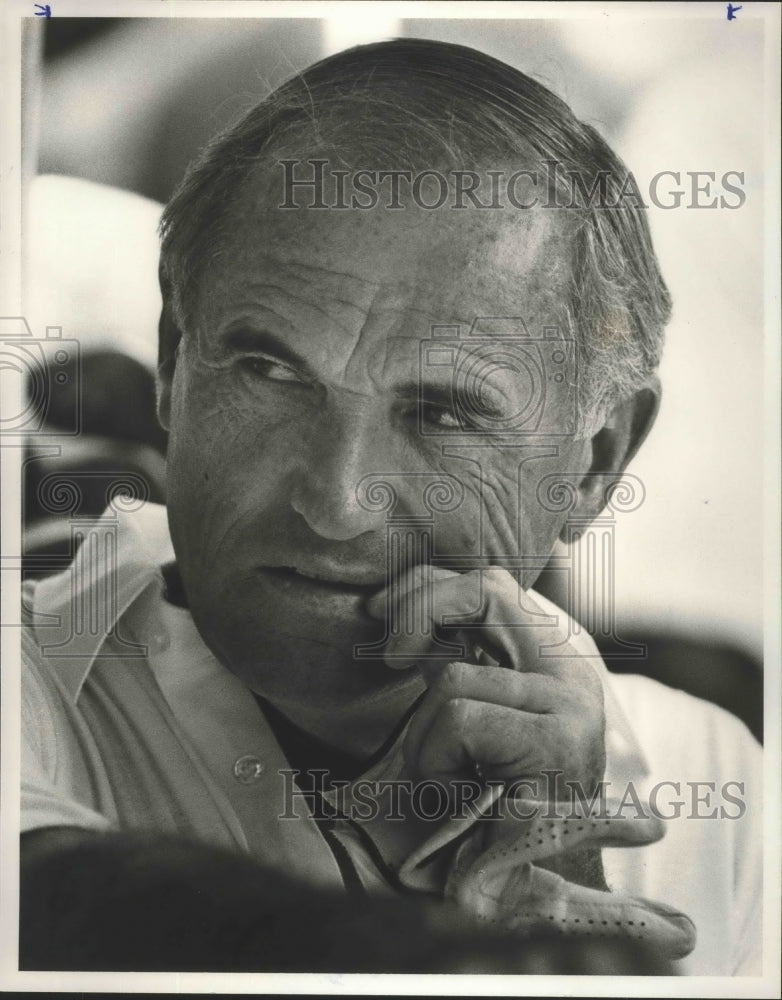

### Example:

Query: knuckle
xmin=484 ymin=566 xmax=514 ymax=596
xmin=439 ymin=660 xmax=468 ymax=695
xmin=444 ymin=696 xmax=474 ymax=731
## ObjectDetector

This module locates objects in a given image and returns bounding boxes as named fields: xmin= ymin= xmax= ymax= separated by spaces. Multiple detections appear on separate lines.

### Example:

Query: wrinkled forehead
xmin=191 ymin=164 xmax=580 ymax=381
xmin=238 ymin=162 xmax=575 ymax=273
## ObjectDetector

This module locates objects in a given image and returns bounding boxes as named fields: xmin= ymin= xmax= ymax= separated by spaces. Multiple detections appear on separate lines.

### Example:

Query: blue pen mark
xmin=34 ymin=3 xmax=51 ymax=15
xmin=726 ymin=3 xmax=742 ymax=19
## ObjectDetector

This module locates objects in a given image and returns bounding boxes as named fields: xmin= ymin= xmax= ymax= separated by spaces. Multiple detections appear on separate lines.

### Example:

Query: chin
xmin=232 ymin=641 xmax=410 ymax=706
xmin=191 ymin=597 xmax=395 ymax=694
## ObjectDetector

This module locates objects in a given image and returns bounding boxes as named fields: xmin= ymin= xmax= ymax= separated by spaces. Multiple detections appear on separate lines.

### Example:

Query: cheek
xmin=168 ymin=360 xmax=304 ymax=480
xmin=164 ymin=366 xmax=307 ymax=551
xmin=427 ymin=449 xmax=574 ymax=565
xmin=425 ymin=456 xmax=520 ymax=560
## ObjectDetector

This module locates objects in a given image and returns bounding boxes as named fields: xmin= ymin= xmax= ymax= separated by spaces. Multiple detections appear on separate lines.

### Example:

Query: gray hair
xmin=159 ymin=39 xmax=671 ymax=434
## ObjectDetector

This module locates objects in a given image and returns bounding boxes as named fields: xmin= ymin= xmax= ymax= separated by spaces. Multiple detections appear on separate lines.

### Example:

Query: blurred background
xmin=21 ymin=11 xmax=766 ymax=738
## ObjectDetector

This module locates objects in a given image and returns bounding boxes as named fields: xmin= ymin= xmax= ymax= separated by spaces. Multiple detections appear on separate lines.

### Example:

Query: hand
xmin=366 ymin=567 xmax=606 ymax=799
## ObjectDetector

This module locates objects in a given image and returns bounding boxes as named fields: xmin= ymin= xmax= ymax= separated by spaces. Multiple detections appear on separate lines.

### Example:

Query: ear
xmin=559 ymin=378 xmax=661 ymax=538
xmin=156 ymin=264 xmax=183 ymax=433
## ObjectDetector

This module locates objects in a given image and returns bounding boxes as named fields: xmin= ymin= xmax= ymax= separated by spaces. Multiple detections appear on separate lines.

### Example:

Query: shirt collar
xmin=31 ymin=502 xmax=174 ymax=700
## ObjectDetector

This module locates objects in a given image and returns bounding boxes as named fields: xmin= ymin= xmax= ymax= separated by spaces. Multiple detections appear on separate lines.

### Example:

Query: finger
xmin=450 ymin=571 xmax=604 ymax=694
xmin=405 ymin=661 xmax=563 ymax=778
xmin=365 ymin=567 xmax=471 ymax=669
xmin=369 ymin=567 xmax=582 ymax=682
xmin=365 ymin=565 xmax=462 ymax=618
xmin=409 ymin=698 xmax=557 ymax=783
xmin=477 ymin=571 xmax=585 ymax=682
xmin=367 ymin=569 xmax=509 ymax=668
xmin=477 ymin=797 xmax=666 ymax=866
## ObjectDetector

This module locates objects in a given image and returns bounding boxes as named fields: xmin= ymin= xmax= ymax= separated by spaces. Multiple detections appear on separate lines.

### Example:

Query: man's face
xmin=161 ymin=172 xmax=592 ymax=728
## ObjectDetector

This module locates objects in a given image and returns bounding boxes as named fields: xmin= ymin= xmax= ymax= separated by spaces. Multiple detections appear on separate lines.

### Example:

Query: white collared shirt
xmin=21 ymin=504 xmax=762 ymax=974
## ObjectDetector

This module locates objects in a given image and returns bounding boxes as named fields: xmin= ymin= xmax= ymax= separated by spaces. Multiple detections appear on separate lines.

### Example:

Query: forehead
xmin=194 ymin=172 xmax=577 ymax=374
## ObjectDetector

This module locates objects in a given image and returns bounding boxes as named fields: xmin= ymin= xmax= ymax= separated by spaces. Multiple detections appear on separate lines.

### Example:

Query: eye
xmin=238 ymin=355 xmax=308 ymax=385
xmin=419 ymin=401 xmax=463 ymax=430
xmin=417 ymin=396 xmax=508 ymax=432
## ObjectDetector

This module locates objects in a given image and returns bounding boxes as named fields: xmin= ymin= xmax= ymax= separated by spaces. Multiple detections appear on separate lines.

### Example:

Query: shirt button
xmin=152 ymin=633 xmax=170 ymax=652
xmin=233 ymin=754 xmax=265 ymax=784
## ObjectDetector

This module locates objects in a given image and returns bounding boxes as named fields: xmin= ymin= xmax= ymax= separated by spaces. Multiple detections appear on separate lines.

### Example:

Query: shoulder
xmin=607 ymin=671 xmax=761 ymax=777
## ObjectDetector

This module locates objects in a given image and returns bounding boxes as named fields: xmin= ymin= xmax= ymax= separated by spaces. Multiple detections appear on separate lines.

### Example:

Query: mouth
xmin=259 ymin=565 xmax=385 ymax=597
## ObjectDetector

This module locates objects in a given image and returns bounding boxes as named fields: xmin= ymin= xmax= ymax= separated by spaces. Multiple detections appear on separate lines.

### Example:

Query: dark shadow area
xmin=20 ymin=828 xmax=676 ymax=974
xmin=22 ymin=350 xmax=167 ymax=580
xmin=44 ymin=17 xmax=128 ymax=61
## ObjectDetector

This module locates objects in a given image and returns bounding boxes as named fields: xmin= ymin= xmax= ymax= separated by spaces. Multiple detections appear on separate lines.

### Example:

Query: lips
xmin=259 ymin=565 xmax=385 ymax=596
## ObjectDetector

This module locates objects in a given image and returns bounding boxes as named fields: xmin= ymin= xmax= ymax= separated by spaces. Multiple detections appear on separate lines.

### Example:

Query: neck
xmin=255 ymin=690 xmax=425 ymax=785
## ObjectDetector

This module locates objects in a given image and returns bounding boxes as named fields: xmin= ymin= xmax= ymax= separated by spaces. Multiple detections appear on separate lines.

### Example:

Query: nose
xmin=290 ymin=402 xmax=394 ymax=541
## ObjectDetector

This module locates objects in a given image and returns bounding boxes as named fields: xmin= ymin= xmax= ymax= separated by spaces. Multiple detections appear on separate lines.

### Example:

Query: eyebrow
xmin=395 ymin=377 xmax=508 ymax=410
xmin=223 ymin=329 xmax=508 ymax=412
xmin=223 ymin=327 xmax=316 ymax=377
xmin=394 ymin=380 xmax=453 ymax=405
